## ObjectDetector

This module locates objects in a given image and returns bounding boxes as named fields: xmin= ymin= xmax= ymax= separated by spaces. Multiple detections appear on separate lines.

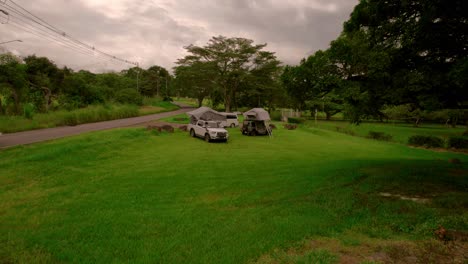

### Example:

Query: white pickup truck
xmin=188 ymin=120 xmax=229 ymax=142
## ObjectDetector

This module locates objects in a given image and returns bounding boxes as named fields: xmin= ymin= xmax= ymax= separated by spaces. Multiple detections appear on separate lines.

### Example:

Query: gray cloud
xmin=0 ymin=0 xmax=357 ymax=72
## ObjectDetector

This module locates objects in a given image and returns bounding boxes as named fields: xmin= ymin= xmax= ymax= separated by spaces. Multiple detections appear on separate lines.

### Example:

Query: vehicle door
xmin=195 ymin=120 xmax=206 ymax=136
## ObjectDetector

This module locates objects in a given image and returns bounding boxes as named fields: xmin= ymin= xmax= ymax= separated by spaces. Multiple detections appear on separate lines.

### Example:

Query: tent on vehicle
xmin=242 ymin=108 xmax=273 ymax=137
xmin=187 ymin=107 xmax=226 ymax=124
xmin=243 ymin=108 xmax=271 ymax=121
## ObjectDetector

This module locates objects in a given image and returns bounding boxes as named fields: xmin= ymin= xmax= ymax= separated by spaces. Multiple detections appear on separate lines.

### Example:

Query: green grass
xmin=159 ymin=113 xmax=190 ymax=124
xmin=1 ymin=124 xmax=467 ymax=263
xmin=311 ymin=120 xmax=467 ymax=144
xmin=0 ymin=100 xmax=179 ymax=133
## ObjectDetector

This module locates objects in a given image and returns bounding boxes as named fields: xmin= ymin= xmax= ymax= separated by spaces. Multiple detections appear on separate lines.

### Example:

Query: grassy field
xmin=1 ymin=124 xmax=467 ymax=263
xmin=159 ymin=113 xmax=190 ymax=124
xmin=311 ymin=120 xmax=467 ymax=144
xmin=0 ymin=99 xmax=179 ymax=134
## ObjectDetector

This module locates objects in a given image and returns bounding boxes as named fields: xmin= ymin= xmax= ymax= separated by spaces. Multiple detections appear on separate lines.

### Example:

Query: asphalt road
xmin=0 ymin=106 xmax=194 ymax=149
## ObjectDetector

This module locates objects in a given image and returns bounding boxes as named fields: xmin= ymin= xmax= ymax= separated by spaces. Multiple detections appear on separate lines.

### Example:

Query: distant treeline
xmin=0 ymin=54 xmax=171 ymax=115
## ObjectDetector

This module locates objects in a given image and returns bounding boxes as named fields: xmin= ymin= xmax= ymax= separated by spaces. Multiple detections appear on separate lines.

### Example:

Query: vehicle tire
xmin=204 ymin=134 xmax=211 ymax=142
xmin=250 ymin=130 xmax=257 ymax=136
xmin=190 ymin=129 xmax=196 ymax=137
xmin=230 ymin=123 xmax=235 ymax=128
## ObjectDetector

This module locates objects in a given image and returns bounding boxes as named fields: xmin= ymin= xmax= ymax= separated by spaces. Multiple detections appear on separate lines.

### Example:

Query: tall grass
xmin=0 ymin=98 xmax=180 ymax=133
xmin=0 ymin=104 xmax=139 ymax=133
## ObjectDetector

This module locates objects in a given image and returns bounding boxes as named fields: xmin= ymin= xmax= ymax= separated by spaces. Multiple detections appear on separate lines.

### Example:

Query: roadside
xmin=0 ymin=105 xmax=193 ymax=149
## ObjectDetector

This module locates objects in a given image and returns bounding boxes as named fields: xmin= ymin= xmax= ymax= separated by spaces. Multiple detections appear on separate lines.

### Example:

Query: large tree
xmin=173 ymin=61 xmax=218 ymax=107
xmin=176 ymin=36 xmax=281 ymax=111
xmin=0 ymin=53 xmax=27 ymax=114
xmin=344 ymin=0 xmax=468 ymax=112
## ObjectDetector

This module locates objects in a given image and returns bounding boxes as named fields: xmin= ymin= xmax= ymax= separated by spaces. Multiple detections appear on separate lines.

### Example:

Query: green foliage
xmin=288 ymin=117 xmax=305 ymax=124
xmin=447 ymin=136 xmax=468 ymax=149
xmin=408 ymin=135 xmax=444 ymax=148
xmin=367 ymin=131 xmax=392 ymax=141
xmin=115 ymin=88 xmax=143 ymax=105
xmin=23 ymin=103 xmax=35 ymax=119
xmin=344 ymin=0 xmax=468 ymax=112
xmin=175 ymin=36 xmax=283 ymax=111
xmin=270 ymin=110 xmax=282 ymax=121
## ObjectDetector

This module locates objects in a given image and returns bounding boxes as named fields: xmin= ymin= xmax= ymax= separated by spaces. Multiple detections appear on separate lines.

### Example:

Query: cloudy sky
xmin=0 ymin=0 xmax=358 ymax=72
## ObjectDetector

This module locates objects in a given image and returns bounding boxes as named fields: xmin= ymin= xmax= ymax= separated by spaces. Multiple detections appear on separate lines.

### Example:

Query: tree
xmin=0 ymin=53 xmax=27 ymax=114
xmin=328 ymin=30 xmax=391 ymax=123
xmin=281 ymin=50 xmax=342 ymax=112
xmin=23 ymin=55 xmax=64 ymax=112
xmin=176 ymin=36 xmax=281 ymax=111
xmin=344 ymin=0 xmax=468 ymax=112
xmin=144 ymin=66 xmax=170 ymax=97
xmin=173 ymin=61 xmax=218 ymax=107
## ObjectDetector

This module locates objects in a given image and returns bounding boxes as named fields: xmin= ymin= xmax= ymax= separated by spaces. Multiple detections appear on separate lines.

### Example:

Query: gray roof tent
xmin=187 ymin=107 xmax=226 ymax=124
xmin=243 ymin=108 xmax=271 ymax=121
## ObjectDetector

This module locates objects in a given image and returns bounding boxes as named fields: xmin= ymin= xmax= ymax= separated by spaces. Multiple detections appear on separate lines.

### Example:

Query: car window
xmin=197 ymin=121 xmax=204 ymax=126
xmin=206 ymin=122 xmax=218 ymax=128
xmin=226 ymin=115 xmax=237 ymax=119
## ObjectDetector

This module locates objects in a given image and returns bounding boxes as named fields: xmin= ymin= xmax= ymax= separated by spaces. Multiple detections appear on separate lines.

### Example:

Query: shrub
xmin=447 ymin=136 xmax=468 ymax=149
xmin=367 ymin=131 xmax=392 ymax=141
xmin=288 ymin=117 xmax=305 ymax=124
xmin=23 ymin=103 xmax=35 ymax=119
xmin=270 ymin=110 xmax=281 ymax=121
xmin=63 ymin=113 xmax=79 ymax=126
xmin=284 ymin=124 xmax=297 ymax=130
xmin=115 ymin=89 xmax=143 ymax=105
xmin=408 ymin=135 xmax=444 ymax=148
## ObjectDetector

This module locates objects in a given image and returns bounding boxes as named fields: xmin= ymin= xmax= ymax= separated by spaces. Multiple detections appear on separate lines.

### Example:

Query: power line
xmin=0 ymin=0 xmax=139 ymax=66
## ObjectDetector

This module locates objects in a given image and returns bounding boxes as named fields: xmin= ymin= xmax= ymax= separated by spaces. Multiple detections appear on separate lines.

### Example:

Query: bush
xmin=63 ymin=113 xmax=79 ymax=126
xmin=447 ymin=136 xmax=468 ymax=149
xmin=408 ymin=135 xmax=444 ymax=148
xmin=115 ymin=89 xmax=143 ymax=105
xmin=23 ymin=103 xmax=35 ymax=119
xmin=367 ymin=131 xmax=392 ymax=141
xmin=270 ymin=110 xmax=281 ymax=121
xmin=288 ymin=117 xmax=305 ymax=124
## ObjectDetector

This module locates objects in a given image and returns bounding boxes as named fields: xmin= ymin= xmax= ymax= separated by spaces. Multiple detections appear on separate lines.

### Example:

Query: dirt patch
xmin=448 ymin=158 xmax=462 ymax=164
xmin=253 ymin=237 xmax=468 ymax=264
xmin=379 ymin=192 xmax=431 ymax=204
xmin=131 ymin=121 xmax=188 ymax=129
xmin=284 ymin=124 xmax=297 ymax=130
xmin=146 ymin=124 xmax=175 ymax=133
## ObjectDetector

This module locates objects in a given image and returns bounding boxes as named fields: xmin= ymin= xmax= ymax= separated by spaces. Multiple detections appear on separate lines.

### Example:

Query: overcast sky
xmin=0 ymin=0 xmax=358 ymax=72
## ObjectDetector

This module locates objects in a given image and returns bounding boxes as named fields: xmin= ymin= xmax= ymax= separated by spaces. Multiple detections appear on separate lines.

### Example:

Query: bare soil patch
xmin=254 ymin=237 xmax=468 ymax=264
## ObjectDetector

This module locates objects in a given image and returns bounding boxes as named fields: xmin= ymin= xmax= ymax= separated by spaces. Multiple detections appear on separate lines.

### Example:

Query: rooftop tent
xmin=243 ymin=108 xmax=271 ymax=121
xmin=187 ymin=107 xmax=226 ymax=124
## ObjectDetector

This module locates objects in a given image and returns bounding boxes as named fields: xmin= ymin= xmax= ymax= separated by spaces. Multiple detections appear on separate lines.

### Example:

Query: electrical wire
xmin=0 ymin=0 xmax=138 ymax=66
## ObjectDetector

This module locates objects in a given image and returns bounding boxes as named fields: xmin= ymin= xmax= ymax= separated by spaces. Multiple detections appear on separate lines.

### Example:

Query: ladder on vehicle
xmin=266 ymin=121 xmax=273 ymax=138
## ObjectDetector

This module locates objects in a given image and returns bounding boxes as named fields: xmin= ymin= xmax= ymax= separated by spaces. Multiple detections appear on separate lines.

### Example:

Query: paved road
xmin=0 ymin=105 xmax=194 ymax=149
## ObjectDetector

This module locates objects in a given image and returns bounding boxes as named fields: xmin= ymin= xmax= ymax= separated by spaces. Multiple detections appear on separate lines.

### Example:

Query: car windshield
xmin=206 ymin=122 xmax=219 ymax=128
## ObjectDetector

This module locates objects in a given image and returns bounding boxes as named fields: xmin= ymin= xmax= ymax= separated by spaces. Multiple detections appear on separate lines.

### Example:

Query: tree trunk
xmin=42 ymin=87 xmax=51 ymax=112
xmin=0 ymin=98 xmax=4 ymax=115
xmin=12 ymin=90 xmax=20 ymax=115
xmin=325 ymin=111 xmax=331 ymax=120
xmin=197 ymin=96 xmax=203 ymax=107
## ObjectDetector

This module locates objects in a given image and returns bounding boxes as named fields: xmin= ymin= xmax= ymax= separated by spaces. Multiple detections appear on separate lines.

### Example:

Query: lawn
xmin=1 ymin=124 xmax=467 ymax=263
xmin=311 ymin=120 xmax=467 ymax=144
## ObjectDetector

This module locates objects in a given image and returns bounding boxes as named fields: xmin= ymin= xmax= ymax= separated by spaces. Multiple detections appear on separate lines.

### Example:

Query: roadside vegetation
xmin=0 ymin=98 xmax=178 ymax=133
xmin=1 ymin=125 xmax=466 ymax=263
